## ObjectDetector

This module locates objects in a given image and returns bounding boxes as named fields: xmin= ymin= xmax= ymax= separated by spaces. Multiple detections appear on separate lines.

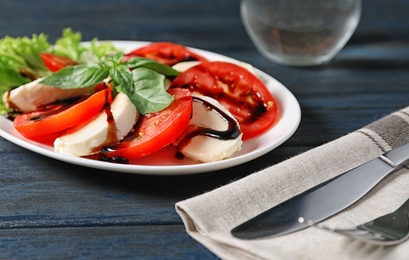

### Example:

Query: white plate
xmin=0 ymin=41 xmax=301 ymax=175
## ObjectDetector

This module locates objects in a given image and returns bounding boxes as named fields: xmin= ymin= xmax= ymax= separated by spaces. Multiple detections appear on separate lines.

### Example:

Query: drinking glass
xmin=241 ymin=0 xmax=362 ymax=66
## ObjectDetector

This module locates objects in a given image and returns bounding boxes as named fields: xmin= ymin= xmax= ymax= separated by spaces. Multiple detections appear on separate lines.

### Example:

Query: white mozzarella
xmin=3 ymin=78 xmax=94 ymax=112
xmin=177 ymin=95 xmax=242 ymax=163
xmin=54 ymin=92 xmax=139 ymax=157
xmin=172 ymin=61 xmax=201 ymax=73
xmin=237 ymin=61 xmax=257 ymax=75
xmin=172 ymin=60 xmax=257 ymax=75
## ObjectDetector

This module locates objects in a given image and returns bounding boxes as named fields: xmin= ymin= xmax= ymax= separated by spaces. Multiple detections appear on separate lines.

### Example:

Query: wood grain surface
xmin=1 ymin=0 xmax=409 ymax=258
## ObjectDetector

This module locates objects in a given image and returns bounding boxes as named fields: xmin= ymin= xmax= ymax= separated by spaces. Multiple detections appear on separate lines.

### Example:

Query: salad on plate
xmin=0 ymin=29 xmax=279 ymax=165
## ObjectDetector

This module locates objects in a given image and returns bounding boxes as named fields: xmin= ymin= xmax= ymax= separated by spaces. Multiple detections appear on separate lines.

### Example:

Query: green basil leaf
xmin=118 ymin=67 xmax=173 ymax=114
xmin=104 ymin=52 xmax=124 ymax=67
xmin=125 ymin=57 xmax=180 ymax=77
xmin=40 ymin=63 xmax=110 ymax=89
xmin=109 ymin=64 xmax=133 ymax=91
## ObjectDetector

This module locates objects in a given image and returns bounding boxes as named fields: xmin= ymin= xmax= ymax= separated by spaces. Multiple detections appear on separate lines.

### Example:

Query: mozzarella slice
xmin=3 ymin=78 xmax=94 ymax=112
xmin=54 ymin=92 xmax=139 ymax=157
xmin=176 ymin=95 xmax=242 ymax=163
xmin=172 ymin=61 xmax=201 ymax=72
xmin=170 ymin=60 xmax=259 ymax=163
xmin=172 ymin=60 xmax=257 ymax=74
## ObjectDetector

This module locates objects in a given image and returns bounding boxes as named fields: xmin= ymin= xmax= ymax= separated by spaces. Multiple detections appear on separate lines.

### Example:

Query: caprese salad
xmin=0 ymin=29 xmax=278 ymax=164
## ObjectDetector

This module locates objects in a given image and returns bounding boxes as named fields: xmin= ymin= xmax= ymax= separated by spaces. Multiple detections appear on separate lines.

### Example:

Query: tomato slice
xmin=170 ymin=61 xmax=278 ymax=139
xmin=41 ymin=52 xmax=78 ymax=72
xmin=27 ymin=130 xmax=66 ymax=146
xmin=14 ymin=88 xmax=112 ymax=139
xmin=124 ymin=42 xmax=207 ymax=66
xmin=101 ymin=88 xmax=192 ymax=160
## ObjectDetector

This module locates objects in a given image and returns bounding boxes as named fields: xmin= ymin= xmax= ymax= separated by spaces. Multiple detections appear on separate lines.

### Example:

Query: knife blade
xmin=231 ymin=142 xmax=409 ymax=239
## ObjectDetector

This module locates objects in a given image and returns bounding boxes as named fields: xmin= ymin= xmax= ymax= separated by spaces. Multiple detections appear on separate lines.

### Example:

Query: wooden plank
xmin=0 ymin=225 xmax=217 ymax=259
xmin=0 ymin=143 xmax=309 ymax=224
xmin=0 ymin=0 xmax=409 ymax=258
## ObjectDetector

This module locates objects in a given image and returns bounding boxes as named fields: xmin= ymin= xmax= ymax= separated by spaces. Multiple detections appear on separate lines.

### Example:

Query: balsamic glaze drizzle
xmin=93 ymin=95 xmax=241 ymax=164
xmin=174 ymin=96 xmax=241 ymax=150
xmin=191 ymin=96 xmax=240 ymax=139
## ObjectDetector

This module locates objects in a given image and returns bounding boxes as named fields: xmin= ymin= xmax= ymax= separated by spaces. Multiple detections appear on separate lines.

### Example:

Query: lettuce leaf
xmin=0 ymin=34 xmax=50 ymax=115
xmin=51 ymin=28 xmax=117 ymax=63
xmin=40 ymin=55 xmax=177 ymax=114
xmin=51 ymin=28 xmax=84 ymax=62
xmin=0 ymin=33 xmax=50 ymax=78
xmin=0 ymin=28 xmax=118 ymax=115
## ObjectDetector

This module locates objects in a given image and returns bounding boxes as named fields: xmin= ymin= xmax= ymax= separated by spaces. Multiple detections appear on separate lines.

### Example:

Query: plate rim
xmin=0 ymin=40 xmax=301 ymax=175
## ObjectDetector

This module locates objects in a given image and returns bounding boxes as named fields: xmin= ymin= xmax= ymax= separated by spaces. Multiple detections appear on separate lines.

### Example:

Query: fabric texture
xmin=176 ymin=106 xmax=409 ymax=260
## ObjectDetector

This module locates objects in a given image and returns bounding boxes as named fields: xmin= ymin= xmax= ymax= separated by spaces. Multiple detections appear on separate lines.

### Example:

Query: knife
xmin=231 ymin=142 xmax=409 ymax=239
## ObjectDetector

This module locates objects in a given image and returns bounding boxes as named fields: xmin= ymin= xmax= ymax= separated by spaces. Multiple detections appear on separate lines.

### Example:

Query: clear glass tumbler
xmin=241 ymin=0 xmax=362 ymax=66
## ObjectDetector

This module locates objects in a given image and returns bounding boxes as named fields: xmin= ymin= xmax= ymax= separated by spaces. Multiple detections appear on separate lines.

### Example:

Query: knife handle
xmin=384 ymin=142 xmax=409 ymax=166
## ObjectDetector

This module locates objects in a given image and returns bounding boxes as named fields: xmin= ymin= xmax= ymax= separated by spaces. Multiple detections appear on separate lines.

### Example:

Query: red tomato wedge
xmin=102 ymin=88 xmax=192 ymax=160
xmin=27 ymin=130 xmax=66 ymax=146
xmin=124 ymin=42 xmax=207 ymax=66
xmin=14 ymin=88 xmax=112 ymax=139
xmin=170 ymin=61 xmax=278 ymax=140
xmin=41 ymin=52 xmax=78 ymax=72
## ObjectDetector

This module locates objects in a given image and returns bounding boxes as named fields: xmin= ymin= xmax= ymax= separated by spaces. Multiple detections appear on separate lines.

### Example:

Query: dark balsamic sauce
xmin=175 ymin=151 xmax=185 ymax=160
xmin=84 ymin=154 xmax=129 ymax=164
xmin=175 ymin=64 xmax=270 ymax=125
xmin=92 ymin=96 xmax=241 ymax=164
xmin=245 ymin=102 xmax=268 ymax=123
xmin=100 ymin=156 xmax=129 ymax=164
xmin=4 ymin=90 xmax=24 ymax=121
xmin=90 ymin=90 xmax=120 ymax=154
xmin=26 ymin=96 xmax=85 ymax=122
xmin=175 ymin=96 xmax=241 ymax=151
xmin=179 ymin=56 xmax=201 ymax=63
xmin=81 ymin=89 xmax=128 ymax=163
xmin=5 ymin=91 xmax=17 ymax=111
xmin=19 ymin=68 xmax=37 ymax=81
xmin=167 ymin=56 xmax=201 ymax=66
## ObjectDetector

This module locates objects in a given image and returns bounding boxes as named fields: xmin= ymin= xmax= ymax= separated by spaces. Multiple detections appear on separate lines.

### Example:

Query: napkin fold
xmin=176 ymin=106 xmax=409 ymax=260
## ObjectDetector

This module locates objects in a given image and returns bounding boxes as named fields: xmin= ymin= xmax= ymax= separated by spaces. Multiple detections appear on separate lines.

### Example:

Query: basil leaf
xmin=38 ymin=52 xmax=175 ymax=114
xmin=40 ymin=63 xmax=110 ymax=89
xmin=125 ymin=57 xmax=179 ymax=77
xmin=105 ymin=52 xmax=124 ymax=67
xmin=117 ymin=67 xmax=173 ymax=114
xmin=109 ymin=64 xmax=133 ymax=92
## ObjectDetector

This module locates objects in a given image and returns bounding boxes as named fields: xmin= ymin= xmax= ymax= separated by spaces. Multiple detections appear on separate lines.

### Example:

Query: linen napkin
xmin=176 ymin=106 xmax=409 ymax=260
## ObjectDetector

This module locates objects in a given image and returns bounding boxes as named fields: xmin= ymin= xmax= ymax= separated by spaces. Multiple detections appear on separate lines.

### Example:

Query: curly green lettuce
xmin=51 ymin=28 xmax=117 ymax=63
xmin=0 ymin=28 xmax=117 ymax=115
xmin=0 ymin=34 xmax=50 ymax=114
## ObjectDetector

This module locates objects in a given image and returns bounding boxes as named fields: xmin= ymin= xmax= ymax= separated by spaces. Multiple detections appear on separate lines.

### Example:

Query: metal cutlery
xmin=232 ymin=142 xmax=409 ymax=239
xmin=312 ymin=197 xmax=409 ymax=246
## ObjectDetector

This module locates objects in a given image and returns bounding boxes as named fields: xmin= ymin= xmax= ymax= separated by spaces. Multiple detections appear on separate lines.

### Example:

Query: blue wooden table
xmin=1 ymin=0 xmax=409 ymax=258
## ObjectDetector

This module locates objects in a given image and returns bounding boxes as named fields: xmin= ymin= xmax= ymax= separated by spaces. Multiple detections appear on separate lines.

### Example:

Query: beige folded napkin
xmin=176 ymin=106 xmax=409 ymax=260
